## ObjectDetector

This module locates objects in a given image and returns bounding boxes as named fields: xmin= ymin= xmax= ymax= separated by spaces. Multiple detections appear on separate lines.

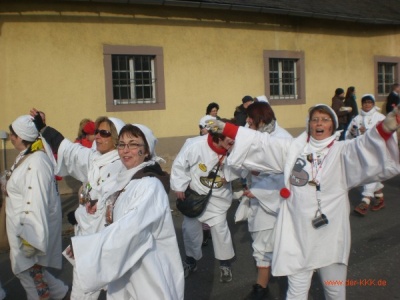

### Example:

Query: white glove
xmin=382 ymin=105 xmax=400 ymax=133
xmin=21 ymin=239 xmax=37 ymax=258
xmin=205 ymin=119 xmax=226 ymax=134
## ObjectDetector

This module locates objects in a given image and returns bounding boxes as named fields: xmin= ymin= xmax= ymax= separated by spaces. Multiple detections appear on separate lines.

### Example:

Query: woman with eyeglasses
xmin=70 ymin=124 xmax=184 ymax=300
xmin=206 ymin=104 xmax=400 ymax=300
xmin=30 ymin=108 xmax=125 ymax=300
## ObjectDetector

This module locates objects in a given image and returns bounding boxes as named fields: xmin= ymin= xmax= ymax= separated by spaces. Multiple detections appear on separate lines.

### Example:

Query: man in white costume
xmin=241 ymin=102 xmax=292 ymax=300
xmin=171 ymin=127 xmax=240 ymax=283
xmin=71 ymin=124 xmax=184 ymax=300
xmin=206 ymin=104 xmax=400 ymax=300
xmin=345 ymin=94 xmax=388 ymax=215
xmin=30 ymin=109 xmax=125 ymax=300
xmin=5 ymin=115 xmax=68 ymax=300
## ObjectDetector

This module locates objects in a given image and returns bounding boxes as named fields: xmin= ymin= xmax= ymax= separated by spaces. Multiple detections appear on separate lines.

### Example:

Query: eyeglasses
xmin=310 ymin=117 xmax=332 ymax=124
xmin=95 ymin=129 xmax=112 ymax=138
xmin=116 ymin=142 xmax=144 ymax=150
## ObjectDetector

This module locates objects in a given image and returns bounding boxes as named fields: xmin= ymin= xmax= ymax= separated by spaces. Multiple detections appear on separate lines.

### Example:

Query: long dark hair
xmin=345 ymin=86 xmax=355 ymax=100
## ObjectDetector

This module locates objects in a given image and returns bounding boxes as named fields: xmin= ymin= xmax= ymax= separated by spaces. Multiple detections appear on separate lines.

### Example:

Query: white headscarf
xmin=109 ymin=117 xmax=125 ymax=134
xmin=11 ymin=115 xmax=38 ymax=142
xmin=256 ymin=95 xmax=269 ymax=103
xmin=132 ymin=124 xmax=165 ymax=163
xmin=360 ymin=94 xmax=380 ymax=116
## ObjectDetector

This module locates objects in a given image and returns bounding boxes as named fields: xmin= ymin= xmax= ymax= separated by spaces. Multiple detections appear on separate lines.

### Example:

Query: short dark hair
xmin=246 ymin=102 xmax=276 ymax=129
xmin=206 ymin=102 xmax=219 ymax=115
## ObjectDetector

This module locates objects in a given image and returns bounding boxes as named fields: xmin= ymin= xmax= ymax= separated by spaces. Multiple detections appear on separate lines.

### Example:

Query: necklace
xmin=308 ymin=141 xmax=334 ymax=186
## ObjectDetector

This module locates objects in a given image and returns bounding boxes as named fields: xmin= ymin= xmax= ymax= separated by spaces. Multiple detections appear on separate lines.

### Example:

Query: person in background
xmin=75 ymin=119 xmax=96 ymax=148
xmin=385 ymin=83 xmax=400 ymax=114
xmin=242 ymin=102 xmax=292 ymax=300
xmin=171 ymin=121 xmax=240 ymax=283
xmin=206 ymin=103 xmax=400 ymax=300
xmin=0 ymin=281 xmax=5 ymax=300
xmin=30 ymin=108 xmax=125 ymax=300
xmin=344 ymin=86 xmax=358 ymax=126
xmin=234 ymin=95 xmax=253 ymax=126
xmin=331 ymin=88 xmax=352 ymax=140
xmin=5 ymin=115 xmax=68 ymax=300
xmin=346 ymin=94 xmax=387 ymax=216
xmin=71 ymin=124 xmax=184 ymax=300
xmin=199 ymin=102 xmax=220 ymax=136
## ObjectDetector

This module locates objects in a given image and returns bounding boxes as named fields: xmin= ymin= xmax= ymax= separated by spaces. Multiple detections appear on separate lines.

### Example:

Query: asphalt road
xmin=1 ymin=175 xmax=399 ymax=300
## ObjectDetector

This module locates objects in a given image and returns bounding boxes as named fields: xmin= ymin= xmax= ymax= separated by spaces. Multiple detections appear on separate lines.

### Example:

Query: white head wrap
xmin=361 ymin=93 xmax=375 ymax=103
xmin=256 ymin=95 xmax=269 ymax=103
xmin=109 ymin=117 xmax=125 ymax=134
xmin=132 ymin=124 xmax=165 ymax=163
xmin=307 ymin=104 xmax=339 ymax=130
xmin=11 ymin=115 xmax=38 ymax=142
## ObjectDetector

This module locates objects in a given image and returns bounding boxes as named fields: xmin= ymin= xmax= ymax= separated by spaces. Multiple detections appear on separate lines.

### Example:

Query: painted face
xmin=210 ymin=108 xmax=218 ymax=117
xmin=309 ymin=111 xmax=334 ymax=140
xmin=218 ymin=136 xmax=235 ymax=151
xmin=362 ymin=100 xmax=374 ymax=112
xmin=95 ymin=121 xmax=115 ymax=154
xmin=117 ymin=133 xmax=147 ymax=170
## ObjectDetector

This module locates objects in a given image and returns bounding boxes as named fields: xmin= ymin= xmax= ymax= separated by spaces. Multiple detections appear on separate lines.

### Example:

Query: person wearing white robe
xmin=345 ymin=94 xmax=387 ymax=215
xmin=171 ymin=129 xmax=240 ymax=283
xmin=5 ymin=115 xmax=68 ymax=300
xmin=72 ymin=124 xmax=184 ymax=300
xmin=206 ymin=104 xmax=400 ymax=300
xmin=241 ymin=102 xmax=292 ymax=300
xmin=30 ymin=109 xmax=125 ymax=300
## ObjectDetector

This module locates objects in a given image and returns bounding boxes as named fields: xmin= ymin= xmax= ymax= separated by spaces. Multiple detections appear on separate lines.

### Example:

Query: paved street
xmin=1 ymin=175 xmax=399 ymax=300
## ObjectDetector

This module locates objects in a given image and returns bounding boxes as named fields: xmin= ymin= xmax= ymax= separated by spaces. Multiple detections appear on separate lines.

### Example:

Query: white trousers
xmin=15 ymin=268 xmax=68 ymax=300
xmin=287 ymin=263 xmax=347 ymax=300
xmin=71 ymin=265 xmax=101 ymax=300
xmin=362 ymin=182 xmax=384 ymax=198
xmin=250 ymin=230 xmax=274 ymax=267
xmin=183 ymin=216 xmax=234 ymax=261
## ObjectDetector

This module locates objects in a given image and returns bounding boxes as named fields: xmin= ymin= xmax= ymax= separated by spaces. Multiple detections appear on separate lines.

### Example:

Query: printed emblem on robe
xmin=198 ymin=163 xmax=207 ymax=172
xmin=290 ymin=158 xmax=309 ymax=186
xmin=200 ymin=174 xmax=224 ymax=189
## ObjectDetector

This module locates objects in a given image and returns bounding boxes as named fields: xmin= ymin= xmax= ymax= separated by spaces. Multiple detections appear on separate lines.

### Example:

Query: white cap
xmin=11 ymin=115 xmax=38 ymax=142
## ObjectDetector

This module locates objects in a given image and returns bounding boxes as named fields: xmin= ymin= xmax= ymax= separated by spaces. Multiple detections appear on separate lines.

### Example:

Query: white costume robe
xmin=226 ymin=125 xmax=400 ymax=276
xmin=171 ymin=134 xmax=239 ymax=226
xmin=6 ymin=151 xmax=62 ymax=275
xmin=56 ymin=139 xmax=124 ymax=235
xmin=248 ymin=125 xmax=292 ymax=233
xmin=72 ymin=163 xmax=184 ymax=300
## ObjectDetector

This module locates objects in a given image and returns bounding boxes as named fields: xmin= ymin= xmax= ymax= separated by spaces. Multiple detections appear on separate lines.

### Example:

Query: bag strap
xmin=207 ymin=155 xmax=225 ymax=193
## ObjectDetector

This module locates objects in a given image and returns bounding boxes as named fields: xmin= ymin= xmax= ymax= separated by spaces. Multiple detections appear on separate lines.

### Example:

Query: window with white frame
xmin=263 ymin=50 xmax=305 ymax=105
xmin=377 ymin=62 xmax=396 ymax=95
xmin=104 ymin=45 xmax=165 ymax=112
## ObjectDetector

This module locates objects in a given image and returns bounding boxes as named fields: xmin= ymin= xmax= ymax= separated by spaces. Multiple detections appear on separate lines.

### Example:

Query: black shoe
xmin=244 ymin=284 xmax=269 ymax=300
xmin=202 ymin=230 xmax=211 ymax=247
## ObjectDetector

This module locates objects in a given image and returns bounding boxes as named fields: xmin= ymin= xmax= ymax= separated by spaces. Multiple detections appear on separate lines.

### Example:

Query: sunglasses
xmin=94 ymin=129 xmax=112 ymax=138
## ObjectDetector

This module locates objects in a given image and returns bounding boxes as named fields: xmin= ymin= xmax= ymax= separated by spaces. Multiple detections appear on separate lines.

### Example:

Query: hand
xmin=359 ymin=126 xmax=366 ymax=135
xmin=66 ymin=244 xmax=74 ymax=259
xmin=205 ymin=119 xmax=226 ymax=134
xmin=382 ymin=105 xmax=400 ymax=133
xmin=175 ymin=191 xmax=185 ymax=200
xmin=243 ymin=189 xmax=255 ymax=198
xmin=85 ymin=201 xmax=98 ymax=214
xmin=21 ymin=239 xmax=36 ymax=258
xmin=30 ymin=108 xmax=46 ymax=131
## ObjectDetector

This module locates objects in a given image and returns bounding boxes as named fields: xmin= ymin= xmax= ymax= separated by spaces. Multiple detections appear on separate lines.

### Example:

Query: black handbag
xmin=176 ymin=160 xmax=222 ymax=218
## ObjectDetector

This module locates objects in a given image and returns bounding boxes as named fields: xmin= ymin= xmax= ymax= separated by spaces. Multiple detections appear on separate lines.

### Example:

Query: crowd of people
xmin=0 ymin=84 xmax=399 ymax=300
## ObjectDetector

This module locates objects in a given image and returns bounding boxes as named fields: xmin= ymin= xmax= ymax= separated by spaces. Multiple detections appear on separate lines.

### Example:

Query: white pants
xmin=15 ymin=268 xmax=68 ymax=300
xmin=287 ymin=263 xmax=347 ymax=300
xmin=250 ymin=230 xmax=274 ymax=268
xmin=71 ymin=265 xmax=101 ymax=300
xmin=362 ymin=182 xmax=384 ymax=198
xmin=183 ymin=216 xmax=234 ymax=261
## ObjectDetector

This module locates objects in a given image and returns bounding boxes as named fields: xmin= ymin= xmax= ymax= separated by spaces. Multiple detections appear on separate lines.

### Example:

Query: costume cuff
xmin=222 ymin=123 xmax=239 ymax=139
xmin=376 ymin=121 xmax=393 ymax=141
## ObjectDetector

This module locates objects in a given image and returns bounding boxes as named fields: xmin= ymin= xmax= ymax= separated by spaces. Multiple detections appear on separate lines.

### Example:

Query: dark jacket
xmin=133 ymin=162 xmax=170 ymax=193
xmin=344 ymin=95 xmax=358 ymax=124
xmin=234 ymin=104 xmax=247 ymax=126
xmin=385 ymin=91 xmax=400 ymax=114
xmin=331 ymin=95 xmax=349 ymax=125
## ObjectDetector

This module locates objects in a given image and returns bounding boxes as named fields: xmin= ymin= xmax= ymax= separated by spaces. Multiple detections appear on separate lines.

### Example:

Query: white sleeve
xmin=170 ymin=140 xmax=192 ymax=192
